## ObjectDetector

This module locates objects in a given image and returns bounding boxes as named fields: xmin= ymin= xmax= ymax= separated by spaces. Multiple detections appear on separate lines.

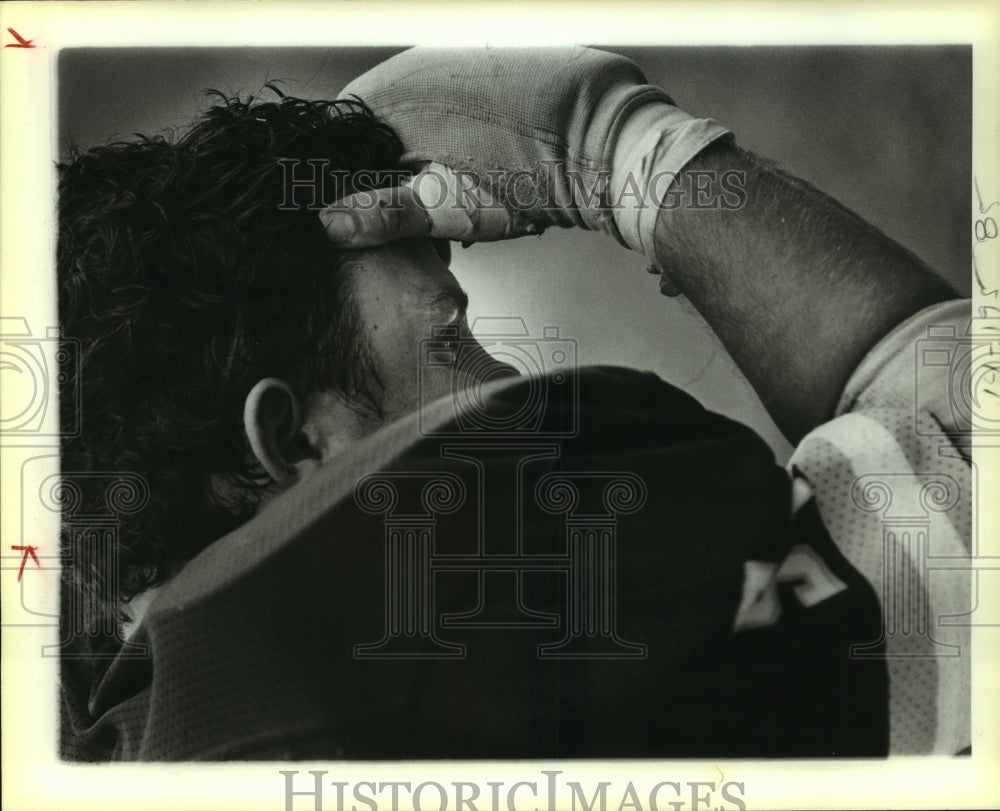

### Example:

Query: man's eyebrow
xmin=426 ymin=282 xmax=469 ymax=314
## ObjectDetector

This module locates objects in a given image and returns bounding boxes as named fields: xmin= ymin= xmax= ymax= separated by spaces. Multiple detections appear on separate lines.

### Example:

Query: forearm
xmin=651 ymin=141 xmax=959 ymax=442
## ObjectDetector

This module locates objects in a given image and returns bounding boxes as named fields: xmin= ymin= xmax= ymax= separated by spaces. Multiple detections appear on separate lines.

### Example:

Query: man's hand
xmin=320 ymin=47 xmax=728 ymax=252
xmin=323 ymin=47 xmax=960 ymax=444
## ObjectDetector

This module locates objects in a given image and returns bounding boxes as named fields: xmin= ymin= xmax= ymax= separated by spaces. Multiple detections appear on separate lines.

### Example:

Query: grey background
xmin=59 ymin=46 xmax=972 ymax=460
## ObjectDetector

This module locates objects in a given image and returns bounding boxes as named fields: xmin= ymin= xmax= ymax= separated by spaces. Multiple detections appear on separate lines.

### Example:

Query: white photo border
xmin=2 ymin=2 xmax=998 ymax=810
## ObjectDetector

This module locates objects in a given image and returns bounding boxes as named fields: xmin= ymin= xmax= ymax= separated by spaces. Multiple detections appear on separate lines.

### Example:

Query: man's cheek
xmin=416 ymin=364 xmax=458 ymax=412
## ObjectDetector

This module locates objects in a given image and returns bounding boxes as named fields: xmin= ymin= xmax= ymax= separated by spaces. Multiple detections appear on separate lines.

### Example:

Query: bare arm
xmin=322 ymin=47 xmax=961 ymax=442
xmin=652 ymin=141 xmax=959 ymax=442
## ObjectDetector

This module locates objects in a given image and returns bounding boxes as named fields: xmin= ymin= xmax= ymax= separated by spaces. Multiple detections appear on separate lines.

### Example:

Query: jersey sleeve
xmin=789 ymin=298 xmax=975 ymax=755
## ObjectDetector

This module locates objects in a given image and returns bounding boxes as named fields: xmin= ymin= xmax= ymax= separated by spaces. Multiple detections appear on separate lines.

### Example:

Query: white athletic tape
xmin=611 ymin=103 xmax=732 ymax=256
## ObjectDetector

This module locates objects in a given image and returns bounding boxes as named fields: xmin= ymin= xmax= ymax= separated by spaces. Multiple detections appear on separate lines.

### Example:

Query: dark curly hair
xmin=58 ymin=89 xmax=404 ymax=630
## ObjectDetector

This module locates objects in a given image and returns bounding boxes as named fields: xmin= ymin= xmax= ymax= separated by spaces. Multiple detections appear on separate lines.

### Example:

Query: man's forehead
xmin=344 ymin=237 xmax=465 ymax=305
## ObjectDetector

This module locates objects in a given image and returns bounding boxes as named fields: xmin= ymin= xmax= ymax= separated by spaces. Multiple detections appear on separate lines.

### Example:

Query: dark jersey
xmin=60 ymin=366 xmax=888 ymax=760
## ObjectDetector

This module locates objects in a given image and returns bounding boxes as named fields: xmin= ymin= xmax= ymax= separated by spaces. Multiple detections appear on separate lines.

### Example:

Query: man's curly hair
xmin=58 ymin=90 xmax=403 ymax=628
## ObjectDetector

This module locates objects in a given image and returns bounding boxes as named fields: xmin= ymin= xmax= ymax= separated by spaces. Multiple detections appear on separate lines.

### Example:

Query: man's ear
xmin=243 ymin=378 xmax=320 ymax=488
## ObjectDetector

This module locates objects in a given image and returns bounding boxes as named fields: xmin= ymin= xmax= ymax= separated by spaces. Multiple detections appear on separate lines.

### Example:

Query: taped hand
xmin=320 ymin=47 xmax=731 ymax=259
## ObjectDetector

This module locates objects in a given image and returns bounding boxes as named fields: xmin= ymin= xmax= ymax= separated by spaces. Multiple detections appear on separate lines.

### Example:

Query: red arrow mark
xmin=12 ymin=545 xmax=41 ymax=581
xmin=5 ymin=28 xmax=35 ymax=48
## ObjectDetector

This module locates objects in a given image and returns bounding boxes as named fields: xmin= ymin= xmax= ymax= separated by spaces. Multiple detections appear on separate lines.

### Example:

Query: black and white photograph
xmin=1 ymin=2 xmax=998 ymax=810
